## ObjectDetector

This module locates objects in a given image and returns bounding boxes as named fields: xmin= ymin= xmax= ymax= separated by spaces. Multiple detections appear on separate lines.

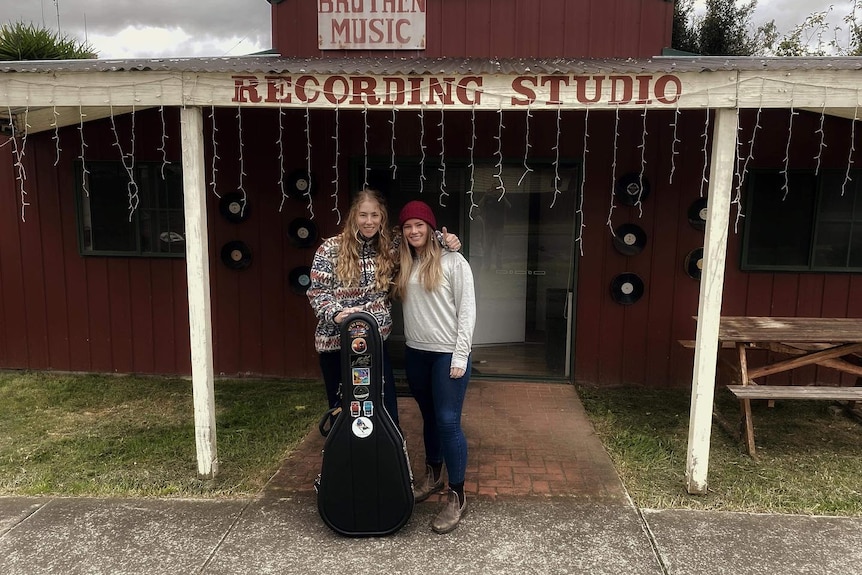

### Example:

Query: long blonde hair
xmin=393 ymin=225 xmax=442 ymax=300
xmin=335 ymin=188 xmax=394 ymax=292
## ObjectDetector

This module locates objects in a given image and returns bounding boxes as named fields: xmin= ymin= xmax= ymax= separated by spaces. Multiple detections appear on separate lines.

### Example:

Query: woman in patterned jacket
xmin=307 ymin=187 xmax=458 ymax=426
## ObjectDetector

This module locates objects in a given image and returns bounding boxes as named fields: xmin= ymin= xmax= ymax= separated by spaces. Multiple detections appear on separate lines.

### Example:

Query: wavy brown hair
xmin=392 ymin=222 xmax=442 ymax=300
xmin=335 ymin=187 xmax=394 ymax=291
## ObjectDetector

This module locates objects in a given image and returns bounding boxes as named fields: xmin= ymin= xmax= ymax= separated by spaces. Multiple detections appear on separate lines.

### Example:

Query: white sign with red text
xmin=318 ymin=0 xmax=426 ymax=50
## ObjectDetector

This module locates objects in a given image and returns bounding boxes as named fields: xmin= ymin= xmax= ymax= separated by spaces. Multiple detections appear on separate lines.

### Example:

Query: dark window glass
xmin=77 ymin=162 xmax=185 ymax=257
xmin=743 ymin=170 xmax=862 ymax=272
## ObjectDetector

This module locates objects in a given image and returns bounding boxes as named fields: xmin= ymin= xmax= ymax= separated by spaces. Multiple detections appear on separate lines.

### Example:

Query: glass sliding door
xmin=365 ymin=161 xmax=579 ymax=381
xmin=467 ymin=165 xmax=578 ymax=379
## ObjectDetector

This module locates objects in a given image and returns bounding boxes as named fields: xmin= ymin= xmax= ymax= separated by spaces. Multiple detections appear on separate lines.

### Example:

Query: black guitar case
xmin=316 ymin=311 xmax=414 ymax=536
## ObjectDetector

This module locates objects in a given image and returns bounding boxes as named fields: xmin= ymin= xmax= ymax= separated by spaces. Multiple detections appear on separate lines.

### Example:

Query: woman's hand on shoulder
xmin=442 ymin=227 xmax=461 ymax=251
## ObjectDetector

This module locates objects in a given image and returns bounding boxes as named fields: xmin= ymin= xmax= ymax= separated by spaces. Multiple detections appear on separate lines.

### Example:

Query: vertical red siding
xmin=18 ymin=151 xmax=49 ymax=369
xmin=272 ymin=0 xmax=674 ymax=58
xmin=436 ymin=0 xmax=468 ymax=57
xmin=463 ymin=0 xmax=492 ymax=56
xmin=150 ymin=263 xmax=176 ymax=374
xmin=38 ymin=145 xmax=71 ymax=370
xmin=0 ymin=137 xmax=27 ymax=368
xmin=4 ymin=100 xmax=862 ymax=388
xmin=129 ymin=263 xmax=155 ymax=373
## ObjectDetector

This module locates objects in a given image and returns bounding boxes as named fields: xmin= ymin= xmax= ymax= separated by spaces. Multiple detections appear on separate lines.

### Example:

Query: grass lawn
xmin=3 ymin=370 xmax=861 ymax=515
xmin=578 ymin=384 xmax=862 ymax=516
xmin=0 ymin=371 xmax=326 ymax=498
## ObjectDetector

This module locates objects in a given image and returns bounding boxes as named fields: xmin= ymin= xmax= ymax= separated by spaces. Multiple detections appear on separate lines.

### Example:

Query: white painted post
xmin=180 ymin=106 xmax=219 ymax=478
xmin=685 ymin=107 xmax=737 ymax=494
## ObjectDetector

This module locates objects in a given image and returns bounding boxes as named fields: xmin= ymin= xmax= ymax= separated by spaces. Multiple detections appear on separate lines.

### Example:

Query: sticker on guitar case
xmin=352 ymin=367 xmax=370 ymax=386
xmin=352 ymin=416 xmax=373 ymax=438
xmin=348 ymin=322 xmax=369 ymax=338
xmin=351 ymin=338 xmax=367 ymax=353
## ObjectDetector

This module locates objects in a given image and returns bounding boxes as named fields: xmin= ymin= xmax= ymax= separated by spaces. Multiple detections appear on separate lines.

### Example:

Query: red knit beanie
xmin=398 ymin=200 xmax=437 ymax=229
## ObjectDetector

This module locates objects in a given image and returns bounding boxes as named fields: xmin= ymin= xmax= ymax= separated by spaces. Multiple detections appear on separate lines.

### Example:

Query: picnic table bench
xmin=715 ymin=316 xmax=862 ymax=457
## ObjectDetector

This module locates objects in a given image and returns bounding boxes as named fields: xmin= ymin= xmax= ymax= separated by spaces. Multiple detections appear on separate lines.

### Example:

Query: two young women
xmin=307 ymin=189 xmax=476 ymax=534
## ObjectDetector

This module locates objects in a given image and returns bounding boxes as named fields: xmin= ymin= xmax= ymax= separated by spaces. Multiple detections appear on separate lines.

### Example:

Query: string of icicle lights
xmin=4 ymin=76 xmax=859 ymax=249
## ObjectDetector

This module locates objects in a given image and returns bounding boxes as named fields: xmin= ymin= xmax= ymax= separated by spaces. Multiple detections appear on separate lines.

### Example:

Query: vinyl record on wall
xmin=288 ymin=217 xmax=318 ymax=248
xmin=287 ymin=170 xmax=314 ymax=199
xmin=612 ymin=223 xmax=647 ymax=256
xmin=615 ymin=172 xmax=651 ymax=206
xmin=685 ymin=248 xmax=704 ymax=280
xmin=289 ymin=266 xmax=312 ymax=294
xmin=610 ymin=272 xmax=644 ymax=305
xmin=219 ymin=192 xmax=250 ymax=223
xmin=688 ymin=198 xmax=708 ymax=230
xmin=220 ymin=240 xmax=253 ymax=270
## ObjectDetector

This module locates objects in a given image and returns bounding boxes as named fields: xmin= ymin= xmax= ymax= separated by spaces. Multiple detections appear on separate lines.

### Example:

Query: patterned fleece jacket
xmin=307 ymin=234 xmax=392 ymax=353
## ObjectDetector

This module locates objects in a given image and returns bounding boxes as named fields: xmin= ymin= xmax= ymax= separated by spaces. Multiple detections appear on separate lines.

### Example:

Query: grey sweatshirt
xmin=402 ymin=251 xmax=477 ymax=371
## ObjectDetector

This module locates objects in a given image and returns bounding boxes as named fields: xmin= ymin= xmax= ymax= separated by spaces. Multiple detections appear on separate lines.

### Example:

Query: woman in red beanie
xmin=307 ymin=189 xmax=459 ymax=428
xmin=393 ymin=200 xmax=476 ymax=534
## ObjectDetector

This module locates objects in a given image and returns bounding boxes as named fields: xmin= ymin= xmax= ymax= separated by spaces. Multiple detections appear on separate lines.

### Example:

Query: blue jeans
xmin=404 ymin=346 xmax=470 ymax=485
xmin=318 ymin=340 xmax=398 ymax=426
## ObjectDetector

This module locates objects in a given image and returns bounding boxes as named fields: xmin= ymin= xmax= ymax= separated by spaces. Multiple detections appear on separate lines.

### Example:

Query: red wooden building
xmin=1 ymin=0 xmax=861 ymax=402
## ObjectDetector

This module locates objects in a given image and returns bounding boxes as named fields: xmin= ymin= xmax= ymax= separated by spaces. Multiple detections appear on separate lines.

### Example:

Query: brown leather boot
xmin=431 ymin=489 xmax=466 ymax=534
xmin=412 ymin=464 xmax=444 ymax=502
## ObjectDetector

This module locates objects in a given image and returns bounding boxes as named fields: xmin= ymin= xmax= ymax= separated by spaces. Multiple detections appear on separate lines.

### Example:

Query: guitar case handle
xmin=318 ymin=406 xmax=342 ymax=437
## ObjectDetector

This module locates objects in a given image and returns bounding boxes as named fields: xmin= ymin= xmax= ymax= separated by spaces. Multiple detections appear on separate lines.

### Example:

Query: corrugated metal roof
xmin=4 ymin=55 xmax=862 ymax=75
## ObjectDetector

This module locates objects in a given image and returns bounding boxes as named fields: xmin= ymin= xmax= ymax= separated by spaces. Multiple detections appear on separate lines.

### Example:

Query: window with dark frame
xmin=742 ymin=169 xmax=862 ymax=272
xmin=76 ymin=162 xmax=185 ymax=257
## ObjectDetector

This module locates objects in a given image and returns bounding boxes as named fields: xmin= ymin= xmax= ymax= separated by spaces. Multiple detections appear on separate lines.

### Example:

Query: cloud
xmin=88 ymin=26 xmax=266 ymax=59
xmin=755 ymin=0 xmax=856 ymax=32
xmin=4 ymin=0 xmax=271 ymax=58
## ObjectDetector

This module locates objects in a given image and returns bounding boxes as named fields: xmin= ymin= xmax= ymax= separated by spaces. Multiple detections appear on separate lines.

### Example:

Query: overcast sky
xmin=0 ymin=0 xmax=856 ymax=59
xmin=3 ymin=0 xmax=271 ymax=59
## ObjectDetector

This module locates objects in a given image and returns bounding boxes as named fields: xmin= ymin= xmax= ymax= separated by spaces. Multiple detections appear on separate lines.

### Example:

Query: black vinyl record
xmin=287 ymin=170 xmax=314 ymax=199
xmin=220 ymin=240 xmax=252 ymax=270
xmin=219 ymin=192 xmax=250 ymax=223
xmin=685 ymin=248 xmax=704 ymax=279
xmin=688 ymin=198 xmax=708 ymax=230
xmin=610 ymin=272 xmax=644 ymax=305
xmin=615 ymin=172 xmax=651 ymax=206
xmin=289 ymin=266 xmax=312 ymax=294
xmin=288 ymin=217 xmax=319 ymax=248
xmin=612 ymin=223 xmax=647 ymax=256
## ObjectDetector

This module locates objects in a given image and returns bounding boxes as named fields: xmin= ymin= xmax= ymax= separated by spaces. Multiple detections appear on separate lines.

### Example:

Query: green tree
xmin=698 ymin=0 xmax=760 ymax=55
xmin=765 ymin=2 xmax=862 ymax=56
xmin=672 ymin=0 xmax=699 ymax=54
xmin=0 ymin=21 xmax=96 ymax=60
xmin=672 ymin=0 xmax=775 ymax=56
xmin=773 ymin=10 xmax=832 ymax=56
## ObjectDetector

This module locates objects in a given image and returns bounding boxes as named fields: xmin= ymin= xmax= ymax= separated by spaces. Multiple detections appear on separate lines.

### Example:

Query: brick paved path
xmin=265 ymin=380 xmax=626 ymax=501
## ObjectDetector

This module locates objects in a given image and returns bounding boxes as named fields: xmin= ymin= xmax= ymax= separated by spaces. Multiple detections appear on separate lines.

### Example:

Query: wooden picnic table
xmin=716 ymin=316 xmax=862 ymax=457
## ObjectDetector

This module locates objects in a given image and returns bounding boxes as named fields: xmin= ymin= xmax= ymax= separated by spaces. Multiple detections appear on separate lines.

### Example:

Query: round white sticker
xmin=351 ymin=417 xmax=373 ymax=438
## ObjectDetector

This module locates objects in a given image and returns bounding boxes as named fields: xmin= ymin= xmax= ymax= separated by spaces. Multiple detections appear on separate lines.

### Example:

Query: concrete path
xmin=2 ymin=494 xmax=861 ymax=574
